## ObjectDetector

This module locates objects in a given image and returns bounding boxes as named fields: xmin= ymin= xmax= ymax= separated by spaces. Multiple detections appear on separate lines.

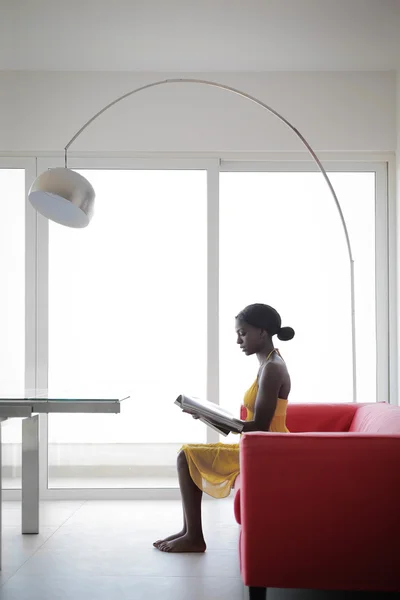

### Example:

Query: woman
xmin=154 ymin=303 xmax=294 ymax=553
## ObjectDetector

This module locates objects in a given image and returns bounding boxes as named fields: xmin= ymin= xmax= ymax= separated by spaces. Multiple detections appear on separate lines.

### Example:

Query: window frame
xmin=24 ymin=154 xmax=393 ymax=500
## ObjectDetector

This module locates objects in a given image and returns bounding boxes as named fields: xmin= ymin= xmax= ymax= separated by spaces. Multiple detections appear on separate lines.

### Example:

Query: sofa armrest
xmin=239 ymin=432 xmax=400 ymax=591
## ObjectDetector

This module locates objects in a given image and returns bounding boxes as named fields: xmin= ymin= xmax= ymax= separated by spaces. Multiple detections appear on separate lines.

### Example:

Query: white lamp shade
xmin=28 ymin=168 xmax=95 ymax=228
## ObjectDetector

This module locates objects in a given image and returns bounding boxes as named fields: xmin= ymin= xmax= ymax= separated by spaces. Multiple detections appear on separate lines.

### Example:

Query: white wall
xmin=0 ymin=71 xmax=396 ymax=154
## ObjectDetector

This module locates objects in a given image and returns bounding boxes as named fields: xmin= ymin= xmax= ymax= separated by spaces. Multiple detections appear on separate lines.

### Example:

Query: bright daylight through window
xmin=41 ymin=166 xmax=378 ymax=488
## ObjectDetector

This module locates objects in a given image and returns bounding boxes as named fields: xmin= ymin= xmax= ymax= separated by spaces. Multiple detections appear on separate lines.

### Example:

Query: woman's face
xmin=235 ymin=319 xmax=264 ymax=356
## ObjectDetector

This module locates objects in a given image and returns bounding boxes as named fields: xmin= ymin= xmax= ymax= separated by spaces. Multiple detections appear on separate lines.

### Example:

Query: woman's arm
xmin=241 ymin=362 xmax=282 ymax=433
xmin=184 ymin=364 xmax=282 ymax=434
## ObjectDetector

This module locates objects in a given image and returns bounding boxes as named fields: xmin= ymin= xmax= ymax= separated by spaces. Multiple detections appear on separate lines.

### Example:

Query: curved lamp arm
xmin=65 ymin=78 xmax=354 ymax=264
xmin=32 ymin=77 xmax=357 ymax=402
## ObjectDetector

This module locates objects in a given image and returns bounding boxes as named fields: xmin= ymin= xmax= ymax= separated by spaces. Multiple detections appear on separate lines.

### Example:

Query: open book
xmin=175 ymin=394 xmax=244 ymax=437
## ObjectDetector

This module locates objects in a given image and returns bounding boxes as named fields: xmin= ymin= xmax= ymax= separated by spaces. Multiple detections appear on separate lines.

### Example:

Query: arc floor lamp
xmin=28 ymin=78 xmax=356 ymax=402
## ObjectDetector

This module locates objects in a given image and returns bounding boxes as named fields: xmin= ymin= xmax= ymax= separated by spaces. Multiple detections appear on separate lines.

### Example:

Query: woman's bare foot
xmin=157 ymin=533 xmax=206 ymax=553
xmin=153 ymin=529 xmax=186 ymax=548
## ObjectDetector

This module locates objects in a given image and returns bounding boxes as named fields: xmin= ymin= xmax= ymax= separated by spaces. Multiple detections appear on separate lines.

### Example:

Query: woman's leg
xmin=153 ymin=508 xmax=187 ymax=548
xmin=157 ymin=450 xmax=206 ymax=553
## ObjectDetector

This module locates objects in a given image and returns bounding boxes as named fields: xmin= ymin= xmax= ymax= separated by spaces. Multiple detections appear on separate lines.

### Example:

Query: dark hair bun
xmin=277 ymin=327 xmax=295 ymax=341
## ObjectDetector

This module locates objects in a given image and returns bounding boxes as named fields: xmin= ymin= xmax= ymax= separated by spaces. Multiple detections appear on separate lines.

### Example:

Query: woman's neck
xmin=256 ymin=342 xmax=275 ymax=365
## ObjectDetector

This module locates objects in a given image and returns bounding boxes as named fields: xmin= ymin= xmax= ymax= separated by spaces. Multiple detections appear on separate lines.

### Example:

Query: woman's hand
xmin=182 ymin=410 xmax=200 ymax=419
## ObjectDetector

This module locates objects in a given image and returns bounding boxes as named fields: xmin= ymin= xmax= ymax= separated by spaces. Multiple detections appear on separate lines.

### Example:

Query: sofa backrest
xmin=349 ymin=402 xmax=400 ymax=434
xmin=286 ymin=403 xmax=359 ymax=432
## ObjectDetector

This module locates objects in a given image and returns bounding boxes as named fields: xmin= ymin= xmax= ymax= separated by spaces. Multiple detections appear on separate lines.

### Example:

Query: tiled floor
xmin=0 ymin=500 xmax=396 ymax=600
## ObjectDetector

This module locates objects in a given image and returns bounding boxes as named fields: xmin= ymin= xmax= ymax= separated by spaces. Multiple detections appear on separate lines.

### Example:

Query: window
xmin=0 ymin=168 xmax=25 ymax=489
xmin=34 ymin=158 xmax=387 ymax=493
xmin=47 ymin=169 xmax=207 ymax=488
xmin=219 ymin=170 xmax=377 ymax=422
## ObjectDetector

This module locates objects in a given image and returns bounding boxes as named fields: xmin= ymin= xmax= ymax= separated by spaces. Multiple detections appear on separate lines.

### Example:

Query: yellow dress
xmin=181 ymin=378 xmax=289 ymax=499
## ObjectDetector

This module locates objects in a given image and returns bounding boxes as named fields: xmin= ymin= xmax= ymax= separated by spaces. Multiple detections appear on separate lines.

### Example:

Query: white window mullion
xmin=206 ymin=163 xmax=220 ymax=444
xmin=36 ymin=158 xmax=62 ymax=498
xmin=37 ymin=212 xmax=49 ymax=497
xmin=375 ymin=162 xmax=390 ymax=404
xmin=25 ymin=159 xmax=38 ymax=395
xmin=23 ymin=159 xmax=38 ymax=504
xmin=387 ymin=157 xmax=398 ymax=405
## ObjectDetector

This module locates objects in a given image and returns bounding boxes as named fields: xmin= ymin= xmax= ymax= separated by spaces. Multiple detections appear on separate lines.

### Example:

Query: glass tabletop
xmin=0 ymin=390 xmax=130 ymax=403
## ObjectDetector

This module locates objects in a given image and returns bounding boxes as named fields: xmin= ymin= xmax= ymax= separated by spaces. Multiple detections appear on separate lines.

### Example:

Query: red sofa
xmin=234 ymin=402 xmax=400 ymax=598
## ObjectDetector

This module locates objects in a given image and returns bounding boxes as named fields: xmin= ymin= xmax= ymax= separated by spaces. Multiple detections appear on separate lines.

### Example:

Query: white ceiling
xmin=1 ymin=0 xmax=399 ymax=72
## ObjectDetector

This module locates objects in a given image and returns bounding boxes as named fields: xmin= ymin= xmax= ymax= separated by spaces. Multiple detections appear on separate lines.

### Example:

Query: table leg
xmin=0 ymin=421 xmax=3 ymax=569
xmin=22 ymin=415 xmax=39 ymax=534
